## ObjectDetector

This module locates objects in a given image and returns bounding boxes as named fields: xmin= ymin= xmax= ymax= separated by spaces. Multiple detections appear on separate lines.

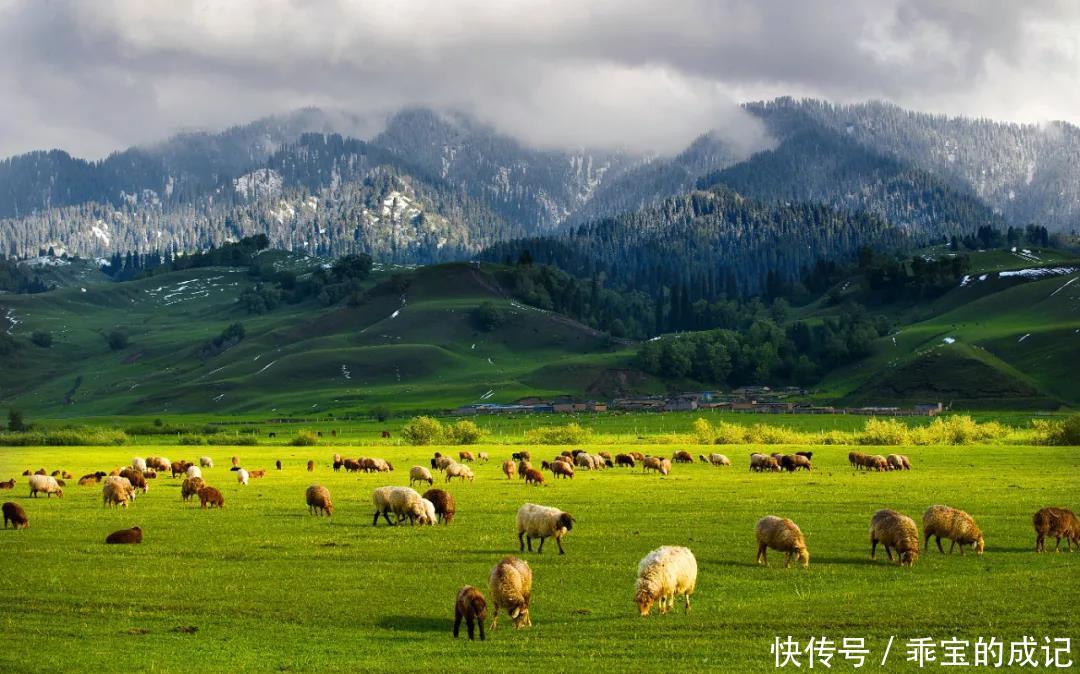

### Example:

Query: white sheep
xmin=445 ymin=463 xmax=475 ymax=483
xmin=237 ymin=468 xmax=249 ymax=486
xmin=103 ymin=475 xmax=135 ymax=500
xmin=574 ymin=453 xmax=597 ymax=470
xmin=131 ymin=457 xmax=147 ymax=472
xmin=634 ymin=546 xmax=698 ymax=616
xmin=420 ymin=498 xmax=437 ymax=526
xmin=372 ymin=486 xmax=427 ymax=525
xmin=102 ymin=480 xmax=132 ymax=508
xmin=28 ymin=474 xmax=64 ymax=498
xmin=516 ymin=503 xmax=575 ymax=555
xmin=199 ymin=456 xmax=214 ymax=468
xmin=409 ymin=466 xmax=434 ymax=487
xmin=186 ymin=465 xmax=202 ymax=479
xmin=489 ymin=556 xmax=532 ymax=629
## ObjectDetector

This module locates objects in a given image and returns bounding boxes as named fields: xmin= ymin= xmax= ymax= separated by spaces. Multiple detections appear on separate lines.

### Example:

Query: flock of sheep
xmin=2 ymin=445 xmax=1079 ymax=639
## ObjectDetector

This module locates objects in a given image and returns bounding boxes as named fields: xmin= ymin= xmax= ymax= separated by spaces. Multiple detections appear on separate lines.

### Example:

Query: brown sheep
xmin=0 ymin=479 xmax=15 ymax=490
xmin=276 ymin=460 xmax=282 ymax=470
xmin=1033 ymin=507 xmax=1080 ymax=552
xmin=249 ymin=470 xmax=266 ymax=479
xmin=119 ymin=468 xmax=148 ymax=493
xmin=198 ymin=486 xmax=225 ymax=509
xmin=231 ymin=455 xmax=240 ymax=467
xmin=517 ymin=460 xmax=532 ymax=479
xmin=343 ymin=458 xmax=362 ymax=472
xmin=453 ymin=586 xmax=488 ymax=640
xmin=848 ymin=451 xmax=866 ymax=469
xmin=755 ymin=516 xmax=809 ymax=568
xmin=305 ymin=485 xmax=333 ymax=516
xmin=501 ymin=460 xmax=516 ymax=480
xmin=672 ymin=450 xmax=693 ymax=464
xmin=551 ymin=460 xmax=574 ymax=480
xmin=459 ymin=451 xmax=475 ymax=463
xmin=102 ymin=480 xmax=131 ymax=508
xmin=523 ymin=468 xmax=545 ymax=486
xmin=170 ymin=461 xmax=191 ymax=478
xmin=642 ymin=456 xmax=665 ymax=475
xmin=489 ymin=556 xmax=532 ymax=630
xmin=870 ymin=509 xmax=920 ymax=566
xmin=78 ymin=472 xmax=105 ymax=486
xmin=3 ymin=502 xmax=28 ymax=529
xmin=422 ymin=489 xmax=456 ymax=524
xmin=21 ymin=470 xmax=31 ymax=476
xmin=923 ymin=505 xmax=984 ymax=554
xmin=511 ymin=450 xmax=531 ymax=462
xmin=181 ymin=477 xmax=205 ymax=502
xmin=597 ymin=451 xmax=612 ymax=460
xmin=307 ymin=460 xmax=314 ymax=472
xmin=105 ymin=527 xmax=142 ymax=544
xmin=629 ymin=451 xmax=646 ymax=462
xmin=146 ymin=457 xmax=170 ymax=472
xmin=781 ymin=454 xmax=812 ymax=472
xmin=615 ymin=453 xmax=635 ymax=468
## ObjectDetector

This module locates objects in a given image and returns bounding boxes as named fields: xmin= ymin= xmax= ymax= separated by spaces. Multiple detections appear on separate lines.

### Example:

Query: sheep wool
xmin=421 ymin=489 xmax=456 ymax=525
xmin=1033 ymin=507 xmax=1080 ymax=552
xmin=634 ymin=546 xmax=698 ymax=616
xmin=923 ymin=505 xmax=984 ymax=554
xmin=102 ymin=480 xmax=132 ymax=508
xmin=28 ymin=474 xmax=64 ymax=498
xmin=755 ymin=516 xmax=810 ymax=568
xmin=181 ymin=477 xmax=205 ymax=502
xmin=420 ymin=498 xmax=437 ymax=526
xmin=516 ymin=503 xmax=575 ymax=555
xmin=199 ymin=456 xmax=214 ymax=468
xmin=870 ymin=509 xmax=920 ymax=566
xmin=371 ymin=486 xmax=426 ymax=526
xmin=453 ymin=586 xmax=488 ymax=641
xmin=305 ymin=485 xmax=333 ymax=517
xmin=237 ymin=469 xmax=249 ymax=486
xmin=445 ymin=463 xmax=474 ymax=483
xmin=501 ymin=460 xmax=516 ymax=480
xmin=409 ymin=466 xmax=434 ymax=487
xmin=489 ymin=556 xmax=533 ymax=630
xmin=131 ymin=457 xmax=147 ymax=472
xmin=3 ymin=502 xmax=28 ymax=529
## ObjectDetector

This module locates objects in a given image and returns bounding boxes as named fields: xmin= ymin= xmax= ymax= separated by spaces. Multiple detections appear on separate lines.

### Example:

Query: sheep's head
xmin=558 ymin=512 xmax=575 ymax=532
xmin=900 ymin=549 xmax=918 ymax=566
xmin=634 ymin=583 xmax=658 ymax=616
xmin=973 ymin=535 xmax=985 ymax=554
xmin=509 ymin=605 xmax=529 ymax=628
xmin=56 ymin=488 xmax=64 ymax=498
xmin=796 ymin=546 xmax=810 ymax=569
xmin=324 ymin=502 xmax=334 ymax=516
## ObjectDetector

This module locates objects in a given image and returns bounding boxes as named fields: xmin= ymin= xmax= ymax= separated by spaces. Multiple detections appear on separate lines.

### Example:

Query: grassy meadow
xmin=1 ymin=438 xmax=1077 ymax=672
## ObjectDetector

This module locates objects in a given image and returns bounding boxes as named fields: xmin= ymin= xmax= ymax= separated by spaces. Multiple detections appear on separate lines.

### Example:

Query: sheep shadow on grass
xmin=375 ymin=615 xmax=448 ymax=634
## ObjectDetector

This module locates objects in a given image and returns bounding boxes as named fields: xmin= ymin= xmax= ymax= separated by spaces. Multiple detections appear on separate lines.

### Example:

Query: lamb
xmin=181 ymin=476 xmax=205 ymax=502
xmin=185 ymin=465 xmax=202 ymax=480
xmin=237 ymin=469 xmax=249 ymax=486
xmin=102 ymin=480 xmax=132 ymax=508
xmin=477 ymin=451 xmax=489 ymax=463
xmin=199 ymin=456 xmax=214 ymax=468
xmin=459 ymin=451 xmax=475 ymax=463
xmin=419 ymin=498 xmax=437 ymax=525
xmin=3 ymin=502 xmax=28 ymax=529
xmin=105 ymin=527 xmax=142 ymax=544
xmin=755 ymin=516 xmax=810 ymax=568
xmin=1033 ymin=507 xmax=1080 ymax=552
xmin=409 ymin=466 xmax=435 ymax=487
xmin=615 ymin=453 xmax=635 ymax=468
xmin=488 ymin=556 xmax=532 ymax=629
xmin=0 ymin=478 xmax=15 ymax=489
xmin=422 ymin=488 xmax=456 ymax=524
xmin=445 ymin=463 xmax=475 ymax=483
xmin=453 ymin=586 xmax=488 ymax=640
xmin=371 ymin=486 xmax=428 ymax=526
xmin=550 ymin=460 xmax=575 ymax=480
xmin=923 ymin=505 xmax=984 ymax=555
xmin=198 ymin=486 xmax=225 ymax=509
xmin=104 ymin=529 xmax=142 ymax=544
xmin=516 ymin=503 xmax=575 ymax=555
xmin=870 ymin=509 xmax=920 ymax=566
xmin=305 ymin=485 xmax=333 ymax=516
xmin=634 ymin=546 xmax=697 ymax=616
xmin=132 ymin=457 xmax=148 ymax=472
xmin=523 ymin=468 xmax=545 ymax=486
xmin=501 ymin=460 xmax=516 ymax=480
xmin=672 ymin=450 xmax=694 ymax=464
xmin=170 ymin=461 xmax=191 ymax=478
xmin=28 ymin=474 xmax=63 ymax=498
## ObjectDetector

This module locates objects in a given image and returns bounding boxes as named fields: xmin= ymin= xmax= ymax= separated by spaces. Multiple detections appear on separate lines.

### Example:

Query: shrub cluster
xmin=0 ymin=429 xmax=128 ymax=446
xmin=524 ymin=423 xmax=592 ymax=445
xmin=400 ymin=417 xmax=483 ymax=445
xmin=1031 ymin=415 xmax=1080 ymax=446
xmin=290 ymin=430 xmax=320 ymax=446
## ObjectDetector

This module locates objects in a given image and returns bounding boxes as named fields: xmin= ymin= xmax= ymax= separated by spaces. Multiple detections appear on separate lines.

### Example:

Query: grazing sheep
xmin=459 ymin=451 xmax=475 ymax=463
xmin=923 ymin=505 xmax=984 ymax=555
xmin=183 ymin=465 xmax=202 ymax=480
xmin=870 ymin=509 xmax=920 ymax=566
xmin=0 ymin=479 xmax=15 ymax=489
xmin=410 ymin=466 xmax=435 ymax=487
xmin=105 ymin=527 xmax=142 ymax=544
xmin=146 ymin=457 xmax=170 ymax=472
xmin=755 ymin=516 xmax=810 ymax=568
xmin=422 ymin=489 xmax=456 ymax=524
xmin=574 ymin=453 xmax=597 ymax=470
xmin=615 ymin=453 xmax=635 ymax=468
xmin=897 ymin=454 xmax=912 ymax=470
xmin=453 ymin=586 xmax=488 ymax=640
xmin=433 ymin=456 xmax=455 ymax=472
xmin=307 ymin=460 xmax=314 ymax=472
xmin=634 ymin=546 xmax=697 ymax=616
xmin=1033 ymin=507 xmax=1080 ymax=552
xmin=34 ymin=468 xmax=46 ymax=475
xmin=501 ymin=460 xmax=516 ymax=480
xmin=445 ymin=463 xmax=475 ymax=483
xmin=516 ymin=503 xmax=575 ymax=555
xmin=516 ymin=460 xmax=532 ymax=478
xmin=364 ymin=457 xmax=394 ymax=473
xmin=305 ymin=485 xmax=333 ymax=516
xmin=795 ymin=451 xmax=813 ymax=460
xmin=886 ymin=454 xmax=905 ymax=471
xmin=419 ymin=498 xmax=437 ymax=526
xmin=642 ymin=457 xmax=664 ymax=474
xmin=132 ymin=457 xmax=148 ymax=472
xmin=703 ymin=453 xmax=731 ymax=467
xmin=848 ymin=451 xmax=866 ymax=470
xmin=170 ymin=461 xmax=191 ymax=478
xmin=511 ymin=450 xmax=531 ymax=462
xmin=249 ymin=470 xmax=266 ymax=479
xmin=672 ymin=450 xmax=693 ymax=464
xmin=119 ymin=468 xmax=148 ymax=493
xmin=144 ymin=469 xmax=156 ymax=479
xmin=343 ymin=459 xmax=362 ymax=472
xmin=598 ymin=451 xmax=612 ymax=460
xmin=551 ymin=460 xmax=575 ymax=480
xmin=237 ymin=469 xmax=249 ymax=485
xmin=750 ymin=453 xmax=779 ymax=472
xmin=21 ymin=470 xmax=30 ymax=476
xmin=780 ymin=455 xmax=812 ymax=472
xmin=3 ymin=502 xmax=28 ymax=529
xmin=198 ymin=486 xmax=225 ymax=509
xmin=102 ymin=480 xmax=132 ymax=508
xmin=199 ymin=456 xmax=213 ymax=468
xmin=475 ymin=451 xmax=489 ymax=464
xmin=489 ymin=556 xmax=532 ymax=630
xmin=371 ymin=486 xmax=427 ymax=526
xmin=181 ymin=477 xmax=205 ymax=502
xmin=523 ymin=468 xmax=545 ymax=486
xmin=629 ymin=451 xmax=646 ymax=462
xmin=28 ymin=474 xmax=63 ymax=498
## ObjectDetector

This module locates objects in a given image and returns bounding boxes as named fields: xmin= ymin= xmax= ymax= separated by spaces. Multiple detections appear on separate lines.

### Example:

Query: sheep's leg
xmin=757 ymin=543 xmax=767 ymax=565
xmin=1036 ymin=534 xmax=1044 ymax=552
xmin=936 ymin=536 xmax=945 ymax=554
xmin=556 ymin=536 xmax=565 ymax=555
xmin=1054 ymin=536 xmax=1061 ymax=552
xmin=784 ymin=551 xmax=791 ymax=568
xmin=518 ymin=531 xmax=525 ymax=552
xmin=884 ymin=545 xmax=893 ymax=561
xmin=490 ymin=607 xmax=499 ymax=631
xmin=537 ymin=537 xmax=546 ymax=554
xmin=372 ymin=510 xmax=380 ymax=526
xmin=684 ymin=593 xmax=691 ymax=613
xmin=870 ymin=538 xmax=878 ymax=559
xmin=453 ymin=611 xmax=462 ymax=638
xmin=526 ymin=536 xmax=534 ymax=552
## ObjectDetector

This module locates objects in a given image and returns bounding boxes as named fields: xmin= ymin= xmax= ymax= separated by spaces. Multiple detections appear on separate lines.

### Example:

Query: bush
xmin=445 ymin=420 xmax=483 ymax=445
xmin=691 ymin=418 xmax=714 ymax=444
xmin=177 ymin=435 xmax=207 ymax=445
xmin=290 ymin=431 xmax=319 ymax=446
xmin=472 ymin=302 xmax=507 ymax=331
xmin=1032 ymin=415 xmax=1080 ymax=446
xmin=0 ymin=429 xmax=128 ymax=446
xmin=909 ymin=415 xmax=1010 ymax=445
xmin=401 ymin=416 xmax=444 ymax=445
xmin=208 ymin=434 xmax=258 ymax=446
xmin=745 ymin=424 xmax=807 ymax=445
xmin=858 ymin=418 xmax=909 ymax=446
xmin=7 ymin=408 xmax=28 ymax=432
xmin=525 ymin=423 xmax=592 ymax=445
xmin=712 ymin=421 xmax=749 ymax=444
xmin=107 ymin=329 xmax=129 ymax=351
xmin=30 ymin=331 xmax=52 ymax=348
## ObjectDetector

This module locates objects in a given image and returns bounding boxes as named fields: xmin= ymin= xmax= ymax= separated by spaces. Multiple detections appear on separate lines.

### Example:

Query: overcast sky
xmin=1 ymin=0 xmax=1078 ymax=159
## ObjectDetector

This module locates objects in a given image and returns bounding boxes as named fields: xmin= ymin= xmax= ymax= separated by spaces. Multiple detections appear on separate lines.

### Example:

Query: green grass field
xmin=1 ymin=440 xmax=1077 ymax=672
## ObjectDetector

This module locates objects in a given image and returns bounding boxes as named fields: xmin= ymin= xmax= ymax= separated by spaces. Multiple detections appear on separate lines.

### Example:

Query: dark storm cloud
xmin=0 ymin=0 xmax=1077 ymax=158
